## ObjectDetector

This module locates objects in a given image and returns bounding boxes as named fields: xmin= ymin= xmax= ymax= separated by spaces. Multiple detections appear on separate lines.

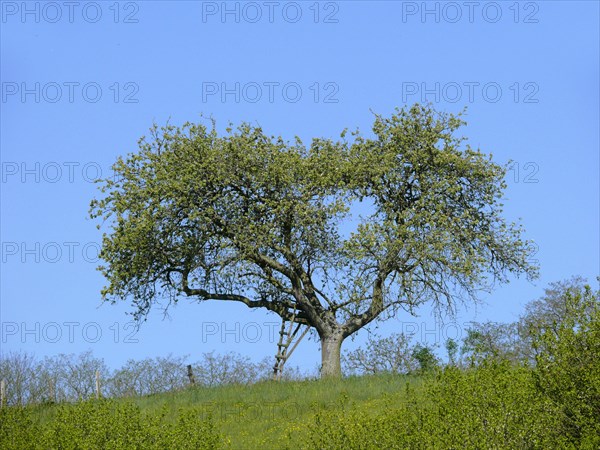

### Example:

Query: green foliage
xmin=461 ymin=322 xmax=521 ymax=365
xmin=0 ymin=406 xmax=40 ymax=450
xmin=411 ymin=343 xmax=439 ymax=373
xmin=4 ymin=347 xmax=599 ymax=449
xmin=445 ymin=337 xmax=458 ymax=365
xmin=304 ymin=363 xmax=567 ymax=449
xmin=303 ymin=278 xmax=600 ymax=449
xmin=1 ymin=399 xmax=223 ymax=449
xmin=423 ymin=363 xmax=559 ymax=448
xmin=519 ymin=276 xmax=594 ymax=361
xmin=530 ymin=281 xmax=600 ymax=447
xmin=43 ymin=400 xmax=146 ymax=449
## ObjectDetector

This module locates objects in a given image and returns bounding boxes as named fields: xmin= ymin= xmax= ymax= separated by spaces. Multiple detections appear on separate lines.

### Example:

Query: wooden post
xmin=1 ymin=379 xmax=5 ymax=407
xmin=187 ymin=364 xmax=196 ymax=385
xmin=95 ymin=370 xmax=100 ymax=399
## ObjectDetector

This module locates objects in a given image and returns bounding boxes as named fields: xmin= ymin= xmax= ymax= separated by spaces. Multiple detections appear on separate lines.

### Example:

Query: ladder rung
xmin=273 ymin=315 xmax=310 ymax=380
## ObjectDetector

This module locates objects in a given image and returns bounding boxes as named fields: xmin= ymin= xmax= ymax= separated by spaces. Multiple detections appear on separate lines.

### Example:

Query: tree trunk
xmin=320 ymin=333 xmax=344 ymax=378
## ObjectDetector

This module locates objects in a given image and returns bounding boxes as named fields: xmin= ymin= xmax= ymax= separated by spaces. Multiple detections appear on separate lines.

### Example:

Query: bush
xmin=0 ymin=399 xmax=223 ymax=449
xmin=305 ymin=362 xmax=565 ymax=449
xmin=342 ymin=333 xmax=416 ymax=375
xmin=531 ymin=282 xmax=600 ymax=447
xmin=0 ymin=406 xmax=40 ymax=450
xmin=422 ymin=362 xmax=560 ymax=448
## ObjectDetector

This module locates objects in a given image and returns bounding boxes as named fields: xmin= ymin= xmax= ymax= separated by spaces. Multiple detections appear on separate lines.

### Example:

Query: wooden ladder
xmin=272 ymin=305 xmax=310 ymax=380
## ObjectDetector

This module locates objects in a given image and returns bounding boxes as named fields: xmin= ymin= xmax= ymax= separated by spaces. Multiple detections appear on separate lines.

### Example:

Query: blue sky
xmin=1 ymin=1 xmax=599 ymax=374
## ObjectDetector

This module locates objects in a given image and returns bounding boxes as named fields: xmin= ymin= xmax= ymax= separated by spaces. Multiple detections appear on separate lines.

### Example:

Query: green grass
xmin=22 ymin=373 xmax=426 ymax=449
xmin=6 ymin=364 xmax=598 ymax=449
xmin=137 ymin=373 xmax=425 ymax=449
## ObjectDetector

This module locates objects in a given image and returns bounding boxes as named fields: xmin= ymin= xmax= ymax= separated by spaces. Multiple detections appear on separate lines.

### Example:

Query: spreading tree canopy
xmin=90 ymin=104 xmax=538 ymax=378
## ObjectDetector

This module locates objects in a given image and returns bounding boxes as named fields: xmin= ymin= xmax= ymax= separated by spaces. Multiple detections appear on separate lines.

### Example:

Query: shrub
xmin=42 ymin=399 xmax=146 ymax=449
xmin=531 ymin=282 xmax=600 ymax=447
xmin=0 ymin=406 xmax=40 ymax=450
xmin=305 ymin=362 xmax=563 ymax=449
xmin=0 ymin=399 xmax=223 ymax=449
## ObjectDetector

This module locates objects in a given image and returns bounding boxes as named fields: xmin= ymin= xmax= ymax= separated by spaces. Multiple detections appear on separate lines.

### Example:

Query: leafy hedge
xmin=0 ymin=399 xmax=223 ymax=450
xmin=305 ymin=361 xmax=599 ymax=449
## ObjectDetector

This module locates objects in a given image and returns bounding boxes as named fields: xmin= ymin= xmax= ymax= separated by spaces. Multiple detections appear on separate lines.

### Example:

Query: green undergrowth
xmin=1 ymin=366 xmax=598 ymax=449
xmin=306 ymin=363 xmax=598 ymax=449
xmin=1 ymin=373 xmax=422 ymax=449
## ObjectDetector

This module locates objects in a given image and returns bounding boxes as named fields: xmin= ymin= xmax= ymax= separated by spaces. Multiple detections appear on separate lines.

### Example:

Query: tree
xmin=411 ymin=343 xmax=440 ymax=373
xmin=90 ymin=104 xmax=538 ymax=378
xmin=518 ymin=276 xmax=593 ymax=362
xmin=341 ymin=333 xmax=415 ymax=375
xmin=45 ymin=351 xmax=110 ymax=401
xmin=191 ymin=352 xmax=279 ymax=386
xmin=0 ymin=352 xmax=40 ymax=405
xmin=0 ymin=351 xmax=111 ymax=404
xmin=460 ymin=321 xmax=521 ymax=366
xmin=445 ymin=338 xmax=458 ymax=366
xmin=529 ymin=278 xmax=600 ymax=445
xmin=108 ymin=354 xmax=188 ymax=397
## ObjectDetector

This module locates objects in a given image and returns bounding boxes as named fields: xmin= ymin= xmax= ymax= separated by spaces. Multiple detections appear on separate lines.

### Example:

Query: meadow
xmin=2 ymin=361 xmax=598 ymax=449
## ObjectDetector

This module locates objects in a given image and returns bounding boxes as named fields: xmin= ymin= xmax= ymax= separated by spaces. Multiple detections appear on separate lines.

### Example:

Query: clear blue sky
xmin=1 ymin=1 xmax=599 ymax=373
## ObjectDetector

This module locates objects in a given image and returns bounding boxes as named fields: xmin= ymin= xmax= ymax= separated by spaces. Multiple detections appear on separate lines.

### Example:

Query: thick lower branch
xmin=180 ymin=269 xmax=311 ymax=324
xmin=342 ymin=274 xmax=387 ymax=337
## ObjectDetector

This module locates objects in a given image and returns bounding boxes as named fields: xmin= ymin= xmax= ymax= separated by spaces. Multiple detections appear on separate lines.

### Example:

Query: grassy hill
xmin=132 ymin=373 xmax=425 ymax=448
xmin=9 ymin=373 xmax=424 ymax=449
xmin=3 ymin=361 xmax=599 ymax=449
xmin=3 ymin=279 xmax=597 ymax=448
